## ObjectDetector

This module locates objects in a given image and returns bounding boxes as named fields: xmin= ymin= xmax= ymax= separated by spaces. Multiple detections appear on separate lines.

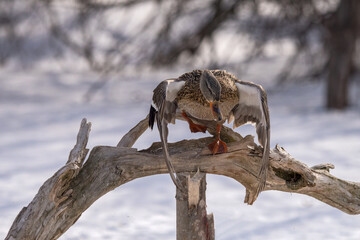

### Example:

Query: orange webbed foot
xmin=208 ymin=139 xmax=228 ymax=154
xmin=182 ymin=112 xmax=207 ymax=133
xmin=188 ymin=122 xmax=207 ymax=133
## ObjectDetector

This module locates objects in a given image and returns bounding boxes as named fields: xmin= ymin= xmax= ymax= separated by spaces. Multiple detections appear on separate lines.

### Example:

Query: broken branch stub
xmin=176 ymin=172 xmax=214 ymax=240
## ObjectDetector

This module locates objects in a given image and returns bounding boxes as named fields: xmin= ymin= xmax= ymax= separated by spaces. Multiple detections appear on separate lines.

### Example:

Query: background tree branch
xmin=1 ymin=0 xmax=359 ymax=108
xmin=6 ymin=117 xmax=360 ymax=239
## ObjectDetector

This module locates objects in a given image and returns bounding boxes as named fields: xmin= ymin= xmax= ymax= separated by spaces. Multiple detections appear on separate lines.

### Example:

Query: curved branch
xmin=6 ymin=118 xmax=360 ymax=239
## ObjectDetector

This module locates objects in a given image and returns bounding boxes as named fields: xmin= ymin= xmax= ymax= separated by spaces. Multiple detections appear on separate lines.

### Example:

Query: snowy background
xmin=1 ymin=1 xmax=360 ymax=239
xmin=1 ymin=57 xmax=360 ymax=239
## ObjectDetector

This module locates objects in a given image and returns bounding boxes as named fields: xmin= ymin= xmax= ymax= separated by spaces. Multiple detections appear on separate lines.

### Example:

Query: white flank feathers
xmin=165 ymin=80 xmax=185 ymax=102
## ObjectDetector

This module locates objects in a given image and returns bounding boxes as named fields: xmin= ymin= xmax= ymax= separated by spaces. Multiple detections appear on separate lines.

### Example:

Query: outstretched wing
xmin=232 ymin=80 xmax=270 ymax=203
xmin=149 ymin=79 xmax=185 ymax=191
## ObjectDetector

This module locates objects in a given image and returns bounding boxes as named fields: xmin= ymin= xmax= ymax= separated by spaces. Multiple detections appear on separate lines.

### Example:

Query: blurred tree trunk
xmin=325 ymin=0 xmax=360 ymax=110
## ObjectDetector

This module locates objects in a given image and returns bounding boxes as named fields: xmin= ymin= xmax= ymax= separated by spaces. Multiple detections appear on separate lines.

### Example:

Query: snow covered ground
xmin=1 ymin=63 xmax=360 ymax=240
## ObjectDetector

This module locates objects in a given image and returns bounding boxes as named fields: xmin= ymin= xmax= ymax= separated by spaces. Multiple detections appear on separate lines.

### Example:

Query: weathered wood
xmin=206 ymin=213 xmax=215 ymax=240
xmin=6 ymin=117 xmax=360 ymax=240
xmin=117 ymin=115 xmax=149 ymax=148
xmin=176 ymin=172 xmax=214 ymax=240
xmin=6 ymin=118 xmax=91 ymax=240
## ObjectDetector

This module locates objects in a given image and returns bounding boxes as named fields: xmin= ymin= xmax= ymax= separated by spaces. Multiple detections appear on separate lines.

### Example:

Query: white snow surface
xmin=1 ymin=65 xmax=360 ymax=240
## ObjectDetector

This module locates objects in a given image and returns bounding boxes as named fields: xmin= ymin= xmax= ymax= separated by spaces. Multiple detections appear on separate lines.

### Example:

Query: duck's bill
xmin=210 ymin=101 xmax=223 ymax=121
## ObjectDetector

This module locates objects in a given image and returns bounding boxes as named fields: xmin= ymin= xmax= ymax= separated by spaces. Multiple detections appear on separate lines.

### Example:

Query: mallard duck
xmin=149 ymin=69 xmax=270 ymax=201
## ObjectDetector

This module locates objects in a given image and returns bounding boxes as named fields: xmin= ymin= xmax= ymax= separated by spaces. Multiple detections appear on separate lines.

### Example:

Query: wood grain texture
xmin=6 ymin=117 xmax=360 ymax=240
xmin=176 ymin=172 xmax=214 ymax=240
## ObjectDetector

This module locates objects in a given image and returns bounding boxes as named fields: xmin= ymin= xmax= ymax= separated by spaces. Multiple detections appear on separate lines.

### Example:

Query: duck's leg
xmin=181 ymin=112 xmax=207 ymax=133
xmin=208 ymin=124 xmax=228 ymax=154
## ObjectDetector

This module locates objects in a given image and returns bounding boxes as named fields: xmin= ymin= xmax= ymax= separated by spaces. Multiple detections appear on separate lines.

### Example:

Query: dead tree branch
xmin=6 ymin=117 xmax=360 ymax=239
xmin=176 ymin=172 xmax=215 ymax=240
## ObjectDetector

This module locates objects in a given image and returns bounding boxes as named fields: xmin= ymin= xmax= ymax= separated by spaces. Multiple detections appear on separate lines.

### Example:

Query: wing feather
xmin=233 ymin=81 xmax=270 ymax=203
xmin=149 ymin=79 xmax=185 ymax=191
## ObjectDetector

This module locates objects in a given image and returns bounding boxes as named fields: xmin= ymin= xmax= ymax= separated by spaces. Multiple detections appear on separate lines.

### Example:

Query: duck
xmin=149 ymin=69 xmax=270 ymax=201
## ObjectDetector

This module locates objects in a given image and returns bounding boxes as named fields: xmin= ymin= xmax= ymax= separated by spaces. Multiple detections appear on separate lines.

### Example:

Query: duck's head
xmin=200 ymin=70 xmax=223 ymax=122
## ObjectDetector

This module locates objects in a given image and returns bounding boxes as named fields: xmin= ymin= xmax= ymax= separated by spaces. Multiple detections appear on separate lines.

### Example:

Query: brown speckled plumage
xmin=149 ymin=69 xmax=270 ymax=203
xmin=176 ymin=69 xmax=239 ymax=106
xmin=175 ymin=70 xmax=239 ymax=120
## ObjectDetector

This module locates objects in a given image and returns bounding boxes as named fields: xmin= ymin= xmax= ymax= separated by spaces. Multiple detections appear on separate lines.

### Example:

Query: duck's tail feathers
xmin=149 ymin=105 xmax=157 ymax=130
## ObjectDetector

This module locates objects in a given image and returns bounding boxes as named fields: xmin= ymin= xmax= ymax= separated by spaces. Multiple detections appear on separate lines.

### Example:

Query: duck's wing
xmin=231 ymin=80 xmax=270 ymax=203
xmin=149 ymin=79 xmax=186 ymax=191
